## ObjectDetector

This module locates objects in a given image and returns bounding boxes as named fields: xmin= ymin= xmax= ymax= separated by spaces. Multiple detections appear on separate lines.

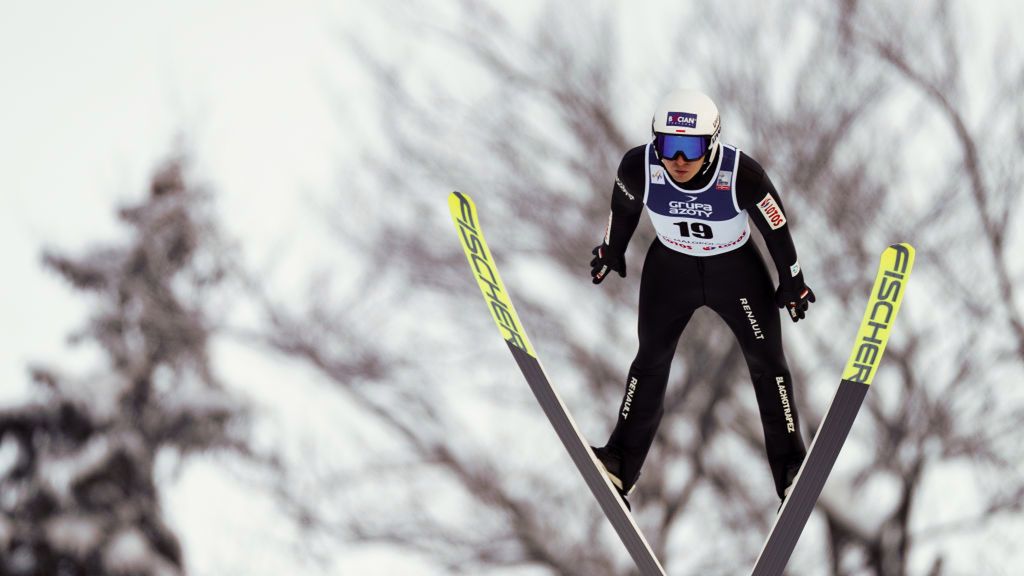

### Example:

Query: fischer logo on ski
xmin=449 ymin=191 xmax=666 ymax=576
xmin=842 ymin=243 xmax=913 ymax=385
xmin=751 ymin=243 xmax=915 ymax=576
xmin=449 ymin=192 xmax=535 ymax=357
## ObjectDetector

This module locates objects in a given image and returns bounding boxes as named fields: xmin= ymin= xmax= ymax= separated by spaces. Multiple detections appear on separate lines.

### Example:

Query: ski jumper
xmin=602 ymin=142 xmax=807 ymax=498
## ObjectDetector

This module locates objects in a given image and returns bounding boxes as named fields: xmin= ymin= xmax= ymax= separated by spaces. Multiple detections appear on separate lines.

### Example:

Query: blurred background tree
xmin=0 ymin=156 xmax=253 ymax=575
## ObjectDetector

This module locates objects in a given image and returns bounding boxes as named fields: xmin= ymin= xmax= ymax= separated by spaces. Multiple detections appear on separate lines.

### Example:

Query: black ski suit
xmin=599 ymin=143 xmax=809 ymax=498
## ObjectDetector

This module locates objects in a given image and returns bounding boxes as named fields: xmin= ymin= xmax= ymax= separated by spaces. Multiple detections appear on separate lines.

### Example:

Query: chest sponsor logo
xmin=668 ymin=197 xmax=713 ymax=217
xmin=701 ymin=227 xmax=748 ymax=251
xmin=757 ymin=193 xmax=787 ymax=230
xmin=716 ymin=171 xmax=733 ymax=190
xmin=650 ymin=165 xmax=666 ymax=184
xmin=658 ymin=233 xmax=695 ymax=251
xmin=666 ymin=111 xmax=698 ymax=128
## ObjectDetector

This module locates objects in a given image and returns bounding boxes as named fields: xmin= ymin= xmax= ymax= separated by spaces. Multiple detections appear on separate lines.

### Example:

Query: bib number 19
xmin=675 ymin=221 xmax=713 ymax=239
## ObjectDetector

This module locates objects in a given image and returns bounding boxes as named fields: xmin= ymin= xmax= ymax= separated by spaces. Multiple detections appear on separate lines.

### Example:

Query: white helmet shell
xmin=651 ymin=89 xmax=721 ymax=166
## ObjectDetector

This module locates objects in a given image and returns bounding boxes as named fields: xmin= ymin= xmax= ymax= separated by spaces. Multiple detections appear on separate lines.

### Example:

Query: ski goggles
xmin=654 ymin=133 xmax=711 ymax=161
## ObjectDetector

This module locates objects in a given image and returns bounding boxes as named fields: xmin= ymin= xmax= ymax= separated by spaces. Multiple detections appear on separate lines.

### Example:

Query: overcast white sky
xmin=2 ymin=0 xmax=342 ymax=393
xmin=3 ymin=2 xmax=1023 ymax=575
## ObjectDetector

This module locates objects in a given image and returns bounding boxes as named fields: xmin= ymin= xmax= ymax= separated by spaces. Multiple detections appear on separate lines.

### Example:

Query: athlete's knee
xmin=630 ymin=345 xmax=676 ymax=375
xmin=747 ymin=353 xmax=790 ymax=381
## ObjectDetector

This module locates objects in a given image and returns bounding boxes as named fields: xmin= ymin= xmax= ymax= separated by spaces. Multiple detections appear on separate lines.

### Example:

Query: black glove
xmin=590 ymin=244 xmax=626 ymax=284
xmin=775 ymin=282 xmax=815 ymax=322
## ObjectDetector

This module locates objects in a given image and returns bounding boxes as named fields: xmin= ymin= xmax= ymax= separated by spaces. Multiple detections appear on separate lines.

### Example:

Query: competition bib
xmin=642 ymin=142 xmax=749 ymax=256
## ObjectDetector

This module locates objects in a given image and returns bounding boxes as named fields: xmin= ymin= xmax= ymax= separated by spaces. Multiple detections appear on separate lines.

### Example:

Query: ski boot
xmin=592 ymin=445 xmax=636 ymax=511
xmin=778 ymin=463 xmax=801 ymax=512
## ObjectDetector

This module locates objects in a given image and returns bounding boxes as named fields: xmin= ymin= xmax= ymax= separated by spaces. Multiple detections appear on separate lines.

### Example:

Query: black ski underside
xmin=751 ymin=379 xmax=869 ymax=575
xmin=508 ymin=343 xmax=665 ymax=576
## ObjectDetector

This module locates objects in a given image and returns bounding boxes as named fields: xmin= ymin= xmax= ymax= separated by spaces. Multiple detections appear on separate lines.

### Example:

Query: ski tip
xmin=450 ymin=191 xmax=480 ymax=229
xmin=449 ymin=190 xmax=472 ymax=204
xmin=883 ymin=243 xmax=915 ymax=278
xmin=448 ymin=190 xmax=538 ymax=358
xmin=841 ymin=243 xmax=915 ymax=385
xmin=887 ymin=242 xmax=915 ymax=256
xmin=449 ymin=191 xmax=477 ymax=222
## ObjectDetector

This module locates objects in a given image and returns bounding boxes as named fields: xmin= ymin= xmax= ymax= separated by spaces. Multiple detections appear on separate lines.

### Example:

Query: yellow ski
xmin=752 ymin=243 xmax=915 ymax=575
xmin=449 ymin=191 xmax=666 ymax=576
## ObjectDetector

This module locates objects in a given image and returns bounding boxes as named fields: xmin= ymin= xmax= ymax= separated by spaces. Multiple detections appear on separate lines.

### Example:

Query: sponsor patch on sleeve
xmin=790 ymin=261 xmax=801 ymax=277
xmin=615 ymin=177 xmax=635 ymax=201
xmin=756 ymin=193 xmax=787 ymax=230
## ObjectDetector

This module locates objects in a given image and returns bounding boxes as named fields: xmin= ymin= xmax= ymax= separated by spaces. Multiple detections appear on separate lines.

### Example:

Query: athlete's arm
xmin=604 ymin=146 xmax=645 ymax=257
xmin=592 ymin=146 xmax=645 ymax=283
xmin=736 ymin=153 xmax=815 ymax=320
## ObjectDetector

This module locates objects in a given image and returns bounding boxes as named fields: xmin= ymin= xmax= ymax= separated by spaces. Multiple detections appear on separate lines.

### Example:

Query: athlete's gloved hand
xmin=590 ymin=244 xmax=626 ymax=284
xmin=775 ymin=281 xmax=815 ymax=322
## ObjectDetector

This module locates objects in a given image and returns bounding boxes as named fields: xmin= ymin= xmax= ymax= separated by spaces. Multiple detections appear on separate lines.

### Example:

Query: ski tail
xmin=448 ymin=191 xmax=536 ymax=357
xmin=751 ymin=242 xmax=915 ymax=576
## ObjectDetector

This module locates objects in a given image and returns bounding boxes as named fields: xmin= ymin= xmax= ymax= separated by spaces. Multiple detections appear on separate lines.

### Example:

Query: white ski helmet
xmin=651 ymin=89 xmax=721 ymax=170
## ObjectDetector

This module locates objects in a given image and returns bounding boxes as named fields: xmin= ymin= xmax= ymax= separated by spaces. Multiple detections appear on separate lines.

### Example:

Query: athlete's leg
xmin=605 ymin=240 xmax=703 ymax=489
xmin=705 ymin=242 xmax=807 ymax=498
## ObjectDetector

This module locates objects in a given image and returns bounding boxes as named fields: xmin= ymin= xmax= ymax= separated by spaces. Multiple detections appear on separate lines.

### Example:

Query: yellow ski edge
xmin=448 ymin=192 xmax=537 ymax=358
xmin=841 ymin=243 xmax=915 ymax=385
